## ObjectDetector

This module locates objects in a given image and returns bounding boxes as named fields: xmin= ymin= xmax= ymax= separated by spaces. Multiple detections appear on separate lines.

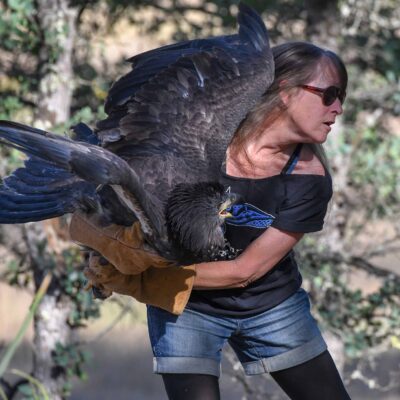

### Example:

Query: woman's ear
xmin=278 ymin=80 xmax=291 ymax=106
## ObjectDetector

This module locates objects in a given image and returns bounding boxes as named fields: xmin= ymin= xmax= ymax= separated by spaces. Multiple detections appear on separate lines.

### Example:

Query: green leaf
xmin=17 ymin=383 xmax=34 ymax=396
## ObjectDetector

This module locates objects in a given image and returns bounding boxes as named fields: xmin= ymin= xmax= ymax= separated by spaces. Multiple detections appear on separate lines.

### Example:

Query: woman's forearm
xmin=193 ymin=258 xmax=246 ymax=289
xmin=193 ymin=253 xmax=280 ymax=290
xmin=192 ymin=227 xmax=303 ymax=290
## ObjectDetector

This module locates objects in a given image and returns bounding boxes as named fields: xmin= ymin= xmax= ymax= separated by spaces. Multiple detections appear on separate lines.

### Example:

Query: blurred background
xmin=0 ymin=0 xmax=399 ymax=399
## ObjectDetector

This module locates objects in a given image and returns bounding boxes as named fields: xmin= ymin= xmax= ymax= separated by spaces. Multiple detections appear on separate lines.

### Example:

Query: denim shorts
xmin=147 ymin=288 xmax=327 ymax=377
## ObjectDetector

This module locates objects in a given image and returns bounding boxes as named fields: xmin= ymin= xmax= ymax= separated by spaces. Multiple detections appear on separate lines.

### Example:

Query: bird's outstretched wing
xmin=0 ymin=122 xmax=138 ymax=226
xmin=0 ymin=121 xmax=164 ymax=244
xmin=0 ymin=4 xmax=273 ymax=258
xmin=96 ymin=3 xmax=274 ymax=209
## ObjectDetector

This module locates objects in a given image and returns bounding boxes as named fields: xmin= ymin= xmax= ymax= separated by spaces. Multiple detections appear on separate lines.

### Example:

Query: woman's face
xmin=283 ymin=66 xmax=344 ymax=144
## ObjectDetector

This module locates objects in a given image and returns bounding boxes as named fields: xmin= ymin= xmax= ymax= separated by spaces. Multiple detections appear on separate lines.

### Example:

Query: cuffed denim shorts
xmin=147 ymin=288 xmax=327 ymax=377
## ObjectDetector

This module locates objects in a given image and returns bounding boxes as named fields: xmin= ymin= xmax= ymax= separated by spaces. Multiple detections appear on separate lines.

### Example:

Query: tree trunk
xmin=32 ymin=292 xmax=75 ymax=399
xmin=25 ymin=221 xmax=74 ymax=400
xmin=30 ymin=0 xmax=79 ymax=397
xmin=34 ymin=0 xmax=78 ymax=128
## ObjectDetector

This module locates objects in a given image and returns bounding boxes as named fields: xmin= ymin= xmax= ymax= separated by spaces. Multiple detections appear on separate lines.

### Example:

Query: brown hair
xmin=230 ymin=41 xmax=348 ymax=170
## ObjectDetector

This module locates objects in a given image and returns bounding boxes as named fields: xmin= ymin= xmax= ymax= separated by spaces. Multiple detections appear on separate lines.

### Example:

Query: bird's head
xmin=218 ymin=195 xmax=235 ymax=221
xmin=165 ymin=181 xmax=239 ymax=262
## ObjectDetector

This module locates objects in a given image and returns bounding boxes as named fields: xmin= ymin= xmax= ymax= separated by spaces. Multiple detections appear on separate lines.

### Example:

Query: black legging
xmin=161 ymin=350 xmax=351 ymax=400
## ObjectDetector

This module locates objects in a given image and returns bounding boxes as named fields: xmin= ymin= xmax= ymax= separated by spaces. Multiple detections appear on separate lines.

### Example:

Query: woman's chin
xmin=301 ymin=133 xmax=328 ymax=144
xmin=311 ymin=129 xmax=329 ymax=144
xmin=315 ymin=135 xmax=328 ymax=144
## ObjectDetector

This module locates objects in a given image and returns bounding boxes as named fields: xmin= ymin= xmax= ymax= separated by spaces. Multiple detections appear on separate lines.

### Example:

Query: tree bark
xmin=32 ymin=292 xmax=74 ymax=399
xmin=26 ymin=221 xmax=74 ymax=400
xmin=30 ymin=0 xmax=79 ymax=398
xmin=34 ymin=0 xmax=78 ymax=127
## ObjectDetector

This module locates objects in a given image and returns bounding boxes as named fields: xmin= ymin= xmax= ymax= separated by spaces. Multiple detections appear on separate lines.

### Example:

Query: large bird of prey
xmin=0 ymin=3 xmax=274 ymax=264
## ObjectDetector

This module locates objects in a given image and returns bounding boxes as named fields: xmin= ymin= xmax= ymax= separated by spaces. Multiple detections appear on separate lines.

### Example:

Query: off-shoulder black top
xmin=187 ymin=144 xmax=333 ymax=317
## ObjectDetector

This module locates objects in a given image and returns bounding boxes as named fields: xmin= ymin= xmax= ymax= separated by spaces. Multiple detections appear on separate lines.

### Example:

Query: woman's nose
xmin=332 ymin=98 xmax=343 ymax=115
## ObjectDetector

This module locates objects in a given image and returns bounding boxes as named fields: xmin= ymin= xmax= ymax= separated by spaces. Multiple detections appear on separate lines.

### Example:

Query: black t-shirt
xmin=186 ymin=144 xmax=333 ymax=317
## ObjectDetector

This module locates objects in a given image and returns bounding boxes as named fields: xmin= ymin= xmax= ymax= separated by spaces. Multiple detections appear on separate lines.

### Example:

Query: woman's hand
xmin=193 ymin=227 xmax=303 ymax=289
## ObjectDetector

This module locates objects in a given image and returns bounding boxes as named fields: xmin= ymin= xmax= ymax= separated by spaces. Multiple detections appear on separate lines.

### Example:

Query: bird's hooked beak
xmin=218 ymin=192 xmax=240 ymax=219
xmin=219 ymin=205 xmax=233 ymax=219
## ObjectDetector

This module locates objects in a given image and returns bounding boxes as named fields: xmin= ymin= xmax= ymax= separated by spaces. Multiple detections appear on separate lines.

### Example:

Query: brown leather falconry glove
xmin=69 ymin=212 xmax=172 ymax=274
xmin=69 ymin=212 xmax=196 ymax=315
xmin=84 ymin=252 xmax=196 ymax=315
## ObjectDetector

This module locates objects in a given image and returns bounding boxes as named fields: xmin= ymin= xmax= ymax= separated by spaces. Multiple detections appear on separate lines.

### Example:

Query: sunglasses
xmin=301 ymin=85 xmax=346 ymax=106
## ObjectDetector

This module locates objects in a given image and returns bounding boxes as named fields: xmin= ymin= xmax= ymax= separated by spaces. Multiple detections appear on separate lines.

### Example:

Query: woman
xmin=72 ymin=41 xmax=351 ymax=399
xmin=147 ymin=41 xmax=350 ymax=400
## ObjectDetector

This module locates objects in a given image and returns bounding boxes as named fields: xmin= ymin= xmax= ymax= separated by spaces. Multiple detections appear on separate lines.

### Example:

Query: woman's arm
xmin=193 ymin=227 xmax=304 ymax=289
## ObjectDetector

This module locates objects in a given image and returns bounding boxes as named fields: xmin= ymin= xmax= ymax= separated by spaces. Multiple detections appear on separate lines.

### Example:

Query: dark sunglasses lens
xmin=323 ymin=86 xmax=345 ymax=106
xmin=323 ymin=87 xmax=339 ymax=106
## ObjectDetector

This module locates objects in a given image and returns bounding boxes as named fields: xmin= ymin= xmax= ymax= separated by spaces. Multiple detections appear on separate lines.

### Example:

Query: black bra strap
xmin=281 ymin=144 xmax=303 ymax=175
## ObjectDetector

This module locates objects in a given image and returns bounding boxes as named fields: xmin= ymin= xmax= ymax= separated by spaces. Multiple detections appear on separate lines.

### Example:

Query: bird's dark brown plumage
xmin=0 ymin=3 xmax=274 ymax=263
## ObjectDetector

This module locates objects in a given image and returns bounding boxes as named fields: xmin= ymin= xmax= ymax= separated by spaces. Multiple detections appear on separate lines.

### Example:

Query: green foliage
xmin=0 ymin=0 xmax=39 ymax=53
xmin=65 ymin=105 xmax=106 ymax=132
xmin=0 ymin=96 xmax=25 ymax=120
xmin=349 ymin=128 xmax=400 ymax=216
xmin=4 ymin=259 xmax=29 ymax=287
xmin=300 ymin=242 xmax=400 ymax=358
xmin=0 ymin=0 xmax=40 ymax=122
xmin=52 ymin=342 xmax=90 ymax=397
xmin=61 ymin=248 xmax=101 ymax=326
xmin=17 ymin=383 xmax=38 ymax=400
xmin=13 ymin=369 xmax=50 ymax=400
xmin=5 ymin=243 xmax=101 ymax=326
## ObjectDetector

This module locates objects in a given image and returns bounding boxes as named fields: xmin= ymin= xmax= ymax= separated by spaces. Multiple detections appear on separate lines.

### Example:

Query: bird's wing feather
xmin=101 ymin=3 xmax=273 ymax=205
xmin=0 ymin=121 xmax=163 ymax=241
xmin=97 ymin=4 xmax=272 ymax=144
xmin=0 ymin=161 xmax=95 ymax=223
xmin=0 ymin=121 xmax=100 ymax=223
xmin=0 ymin=4 xmax=273 ymax=259
xmin=102 ymin=34 xmax=239 ymax=116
